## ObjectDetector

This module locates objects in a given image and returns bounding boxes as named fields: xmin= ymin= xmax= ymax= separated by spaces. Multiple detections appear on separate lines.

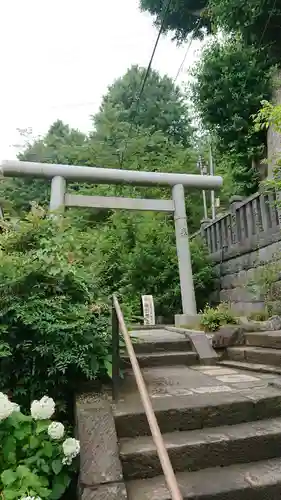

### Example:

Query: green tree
xmin=3 ymin=113 xmax=204 ymax=230
xmin=191 ymin=37 xmax=272 ymax=194
xmin=94 ymin=211 xmax=215 ymax=318
xmin=191 ymin=38 xmax=271 ymax=155
xmin=0 ymin=121 xmax=90 ymax=215
xmin=209 ymin=0 xmax=281 ymax=63
xmin=141 ymin=0 xmax=281 ymax=62
xmin=94 ymin=65 xmax=192 ymax=146
xmin=140 ymin=0 xmax=209 ymax=42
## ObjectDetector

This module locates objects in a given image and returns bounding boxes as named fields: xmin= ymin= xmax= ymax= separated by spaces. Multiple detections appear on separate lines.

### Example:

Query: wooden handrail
xmin=112 ymin=294 xmax=183 ymax=500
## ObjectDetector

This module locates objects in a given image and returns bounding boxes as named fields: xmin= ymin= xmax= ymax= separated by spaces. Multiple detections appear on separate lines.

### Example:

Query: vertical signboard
xmin=141 ymin=295 xmax=155 ymax=326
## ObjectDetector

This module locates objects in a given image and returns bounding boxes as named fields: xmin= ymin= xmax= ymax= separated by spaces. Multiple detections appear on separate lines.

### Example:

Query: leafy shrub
xmin=0 ymin=207 xmax=111 ymax=411
xmin=249 ymin=257 xmax=281 ymax=316
xmin=200 ymin=303 xmax=237 ymax=332
xmin=95 ymin=211 xmax=216 ymax=319
xmin=0 ymin=393 xmax=79 ymax=500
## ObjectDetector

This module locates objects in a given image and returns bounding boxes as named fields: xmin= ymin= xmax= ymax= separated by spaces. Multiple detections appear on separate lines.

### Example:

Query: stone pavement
xmin=114 ymin=362 xmax=281 ymax=409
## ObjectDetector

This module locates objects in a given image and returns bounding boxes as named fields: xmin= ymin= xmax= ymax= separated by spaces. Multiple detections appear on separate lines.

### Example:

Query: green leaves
xmin=2 ymin=435 xmax=16 ymax=463
xmin=104 ymin=357 xmax=113 ymax=378
xmin=200 ymin=303 xmax=237 ymax=332
xmin=42 ymin=440 xmax=53 ymax=458
xmin=1 ymin=469 xmax=17 ymax=487
xmin=52 ymin=459 xmax=63 ymax=475
xmin=94 ymin=65 xmax=192 ymax=146
xmin=50 ymin=472 xmax=71 ymax=500
xmin=191 ymin=37 xmax=271 ymax=157
xmin=1 ymin=465 xmax=51 ymax=499
xmin=140 ymin=0 xmax=209 ymax=42
xmin=30 ymin=435 xmax=40 ymax=449
xmin=36 ymin=420 xmax=51 ymax=435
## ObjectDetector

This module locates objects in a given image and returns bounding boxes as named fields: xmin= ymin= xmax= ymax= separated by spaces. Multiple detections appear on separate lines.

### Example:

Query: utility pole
xmin=209 ymin=138 xmax=216 ymax=219
xmin=197 ymin=155 xmax=208 ymax=219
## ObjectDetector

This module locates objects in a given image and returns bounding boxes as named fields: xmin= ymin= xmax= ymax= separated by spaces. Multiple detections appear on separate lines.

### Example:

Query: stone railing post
xmin=200 ymin=218 xmax=212 ymax=252
xmin=229 ymin=195 xmax=243 ymax=244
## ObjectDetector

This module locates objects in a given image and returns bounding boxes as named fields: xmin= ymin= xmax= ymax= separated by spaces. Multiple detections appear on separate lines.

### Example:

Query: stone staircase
xmin=221 ymin=330 xmax=281 ymax=375
xmin=77 ymin=327 xmax=281 ymax=500
xmin=123 ymin=328 xmax=198 ymax=368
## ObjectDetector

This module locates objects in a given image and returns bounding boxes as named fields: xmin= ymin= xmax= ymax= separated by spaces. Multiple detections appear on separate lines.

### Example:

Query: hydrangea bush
xmin=0 ymin=393 xmax=80 ymax=500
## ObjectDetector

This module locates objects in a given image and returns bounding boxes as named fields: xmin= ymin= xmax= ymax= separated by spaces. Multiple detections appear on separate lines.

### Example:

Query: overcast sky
xmin=0 ymin=0 xmax=202 ymax=159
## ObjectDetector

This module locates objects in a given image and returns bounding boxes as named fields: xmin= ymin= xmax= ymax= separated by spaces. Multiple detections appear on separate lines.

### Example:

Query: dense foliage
xmin=209 ymin=0 xmax=281 ymax=63
xmin=191 ymin=38 xmax=271 ymax=157
xmin=141 ymin=0 xmax=281 ymax=61
xmin=141 ymin=0 xmax=281 ymax=195
xmin=94 ymin=212 xmax=215 ymax=318
xmin=94 ymin=65 xmax=192 ymax=146
xmin=140 ymin=0 xmax=209 ymax=42
xmin=0 ymin=208 xmax=111 ymax=410
xmin=191 ymin=37 xmax=272 ymax=194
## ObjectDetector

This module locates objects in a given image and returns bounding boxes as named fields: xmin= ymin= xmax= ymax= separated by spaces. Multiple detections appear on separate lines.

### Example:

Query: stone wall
xmin=215 ymin=239 xmax=281 ymax=315
xmin=200 ymin=191 xmax=281 ymax=315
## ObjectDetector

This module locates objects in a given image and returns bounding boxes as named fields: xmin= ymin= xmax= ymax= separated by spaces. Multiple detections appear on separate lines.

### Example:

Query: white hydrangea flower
xmin=20 ymin=496 xmax=42 ymax=500
xmin=12 ymin=402 xmax=20 ymax=412
xmin=0 ymin=392 xmax=18 ymax=421
xmin=62 ymin=456 xmax=73 ymax=465
xmin=48 ymin=421 xmax=65 ymax=440
xmin=62 ymin=437 xmax=80 ymax=459
xmin=31 ymin=396 xmax=55 ymax=420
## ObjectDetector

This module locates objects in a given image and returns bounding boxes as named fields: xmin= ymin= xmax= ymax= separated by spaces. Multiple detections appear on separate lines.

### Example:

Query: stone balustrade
xmin=201 ymin=191 xmax=281 ymax=263
xmin=199 ymin=191 xmax=281 ymax=314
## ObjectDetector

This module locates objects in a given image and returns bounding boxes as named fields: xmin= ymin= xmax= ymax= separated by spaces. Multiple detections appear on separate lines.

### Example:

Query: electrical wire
xmin=120 ymin=0 xmax=172 ymax=166
xmin=173 ymin=19 xmax=202 ymax=84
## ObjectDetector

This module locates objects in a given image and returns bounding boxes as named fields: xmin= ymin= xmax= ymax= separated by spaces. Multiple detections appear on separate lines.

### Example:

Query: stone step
xmin=125 ymin=457 xmax=281 ymax=500
xmin=245 ymin=331 xmax=281 ymax=349
xmin=132 ymin=329 xmax=191 ymax=354
xmin=120 ymin=417 xmax=281 ymax=480
xmin=220 ymin=360 xmax=281 ymax=376
xmin=122 ymin=351 xmax=197 ymax=368
xmin=227 ymin=346 xmax=281 ymax=366
xmin=113 ymin=386 xmax=281 ymax=438
xmin=133 ymin=339 xmax=192 ymax=354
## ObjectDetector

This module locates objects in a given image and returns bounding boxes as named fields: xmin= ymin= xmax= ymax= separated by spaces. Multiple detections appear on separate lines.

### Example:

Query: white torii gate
xmin=0 ymin=160 xmax=222 ymax=322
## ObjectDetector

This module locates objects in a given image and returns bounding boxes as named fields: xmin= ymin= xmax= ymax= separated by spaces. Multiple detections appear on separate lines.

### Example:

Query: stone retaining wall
xmin=199 ymin=187 xmax=281 ymax=314
xmin=214 ymin=238 xmax=281 ymax=314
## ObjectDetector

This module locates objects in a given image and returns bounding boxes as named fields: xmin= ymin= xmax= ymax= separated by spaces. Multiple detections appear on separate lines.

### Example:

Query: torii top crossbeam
xmin=0 ymin=160 xmax=222 ymax=189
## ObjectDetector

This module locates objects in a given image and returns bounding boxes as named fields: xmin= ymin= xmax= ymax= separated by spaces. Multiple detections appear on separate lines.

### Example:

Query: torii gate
xmin=0 ymin=160 xmax=222 ymax=324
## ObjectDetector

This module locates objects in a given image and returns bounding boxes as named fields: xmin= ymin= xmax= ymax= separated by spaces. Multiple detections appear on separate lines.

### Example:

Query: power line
xmin=259 ymin=0 xmax=277 ymax=47
xmin=120 ymin=0 xmax=172 ymax=165
xmin=173 ymin=19 xmax=202 ymax=84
